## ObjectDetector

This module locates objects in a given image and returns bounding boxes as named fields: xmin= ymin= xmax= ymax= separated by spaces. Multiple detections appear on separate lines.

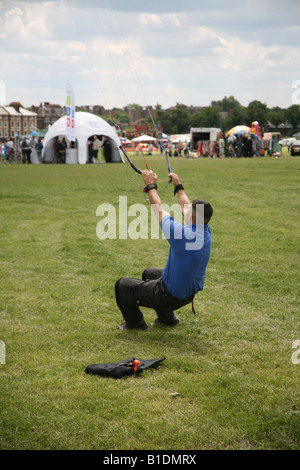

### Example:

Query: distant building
xmin=31 ymin=102 xmax=65 ymax=130
xmin=124 ymin=105 xmax=157 ymax=122
xmin=0 ymin=102 xmax=37 ymax=141
xmin=165 ymin=103 xmax=203 ymax=114
xmin=76 ymin=105 xmax=109 ymax=117
xmin=263 ymin=121 xmax=293 ymax=137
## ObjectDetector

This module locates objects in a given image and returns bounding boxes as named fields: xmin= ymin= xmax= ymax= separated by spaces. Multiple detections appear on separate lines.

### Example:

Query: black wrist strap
xmin=174 ymin=184 xmax=184 ymax=196
xmin=144 ymin=183 xmax=157 ymax=193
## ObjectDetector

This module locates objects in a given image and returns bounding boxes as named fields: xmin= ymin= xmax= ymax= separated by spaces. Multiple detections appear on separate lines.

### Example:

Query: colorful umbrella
xmin=226 ymin=125 xmax=251 ymax=137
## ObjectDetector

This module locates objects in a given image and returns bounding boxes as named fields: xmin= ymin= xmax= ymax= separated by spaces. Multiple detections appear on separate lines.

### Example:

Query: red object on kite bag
xmin=85 ymin=357 xmax=166 ymax=379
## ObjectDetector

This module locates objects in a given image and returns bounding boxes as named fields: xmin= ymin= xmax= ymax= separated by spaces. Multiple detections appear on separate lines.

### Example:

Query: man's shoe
xmin=117 ymin=322 xmax=148 ymax=331
xmin=153 ymin=317 xmax=180 ymax=326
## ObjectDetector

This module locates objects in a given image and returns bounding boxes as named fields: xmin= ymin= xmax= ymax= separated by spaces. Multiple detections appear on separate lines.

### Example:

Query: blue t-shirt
xmin=160 ymin=215 xmax=212 ymax=299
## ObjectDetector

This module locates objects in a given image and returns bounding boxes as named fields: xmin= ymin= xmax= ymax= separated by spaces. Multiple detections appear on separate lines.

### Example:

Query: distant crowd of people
xmin=1 ymin=134 xmax=114 ymax=164
xmin=52 ymin=137 xmax=68 ymax=163
xmin=134 ymin=134 xmax=265 ymax=159
xmin=1 ymin=131 xmax=284 ymax=164
xmin=1 ymin=136 xmax=44 ymax=163
xmin=196 ymin=133 xmax=266 ymax=159
xmin=135 ymin=140 xmax=191 ymax=158
xmin=87 ymin=135 xmax=112 ymax=163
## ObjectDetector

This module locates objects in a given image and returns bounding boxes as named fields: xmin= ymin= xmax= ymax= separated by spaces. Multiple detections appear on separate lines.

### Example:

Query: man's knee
xmin=115 ymin=278 xmax=122 ymax=290
xmin=142 ymin=267 xmax=163 ymax=281
xmin=115 ymin=277 xmax=142 ymax=300
xmin=142 ymin=269 xmax=149 ymax=281
xmin=115 ymin=277 xmax=125 ymax=297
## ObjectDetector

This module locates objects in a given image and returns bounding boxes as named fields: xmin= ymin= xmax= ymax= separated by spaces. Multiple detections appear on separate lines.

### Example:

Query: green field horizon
xmin=0 ymin=151 xmax=299 ymax=450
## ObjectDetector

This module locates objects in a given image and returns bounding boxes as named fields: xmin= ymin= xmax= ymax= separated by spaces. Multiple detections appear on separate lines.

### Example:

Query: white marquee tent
xmin=168 ymin=134 xmax=191 ymax=143
xmin=132 ymin=134 xmax=156 ymax=143
xmin=42 ymin=111 xmax=124 ymax=164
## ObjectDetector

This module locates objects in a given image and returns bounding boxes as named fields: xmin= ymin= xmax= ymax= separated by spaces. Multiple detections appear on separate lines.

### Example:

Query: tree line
xmin=104 ymin=96 xmax=300 ymax=136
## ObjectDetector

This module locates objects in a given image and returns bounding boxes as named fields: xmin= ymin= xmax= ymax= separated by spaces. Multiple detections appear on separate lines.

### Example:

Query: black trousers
xmin=115 ymin=267 xmax=194 ymax=327
xmin=22 ymin=149 xmax=31 ymax=163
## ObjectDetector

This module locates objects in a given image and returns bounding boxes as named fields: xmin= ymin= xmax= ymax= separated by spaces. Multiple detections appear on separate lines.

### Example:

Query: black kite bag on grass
xmin=85 ymin=357 xmax=166 ymax=379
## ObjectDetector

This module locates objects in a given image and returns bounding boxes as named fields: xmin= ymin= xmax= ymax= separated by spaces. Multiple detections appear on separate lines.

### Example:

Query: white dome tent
xmin=42 ymin=111 xmax=124 ymax=164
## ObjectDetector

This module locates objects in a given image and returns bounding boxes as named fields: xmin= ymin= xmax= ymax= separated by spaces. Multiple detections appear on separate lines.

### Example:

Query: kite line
xmin=93 ymin=0 xmax=174 ymax=184
xmin=68 ymin=0 xmax=174 ymax=188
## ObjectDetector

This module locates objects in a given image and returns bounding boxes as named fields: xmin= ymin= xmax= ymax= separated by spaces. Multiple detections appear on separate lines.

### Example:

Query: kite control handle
xmin=133 ymin=359 xmax=141 ymax=372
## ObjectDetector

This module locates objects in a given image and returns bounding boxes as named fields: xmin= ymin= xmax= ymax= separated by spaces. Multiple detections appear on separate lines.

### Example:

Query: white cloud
xmin=139 ymin=12 xmax=181 ymax=30
xmin=102 ymin=43 xmax=129 ymax=57
xmin=2 ymin=4 xmax=52 ymax=39
xmin=139 ymin=13 xmax=161 ymax=28
xmin=166 ymin=83 xmax=180 ymax=96
xmin=188 ymin=26 xmax=221 ymax=51
xmin=1 ymin=0 xmax=300 ymax=109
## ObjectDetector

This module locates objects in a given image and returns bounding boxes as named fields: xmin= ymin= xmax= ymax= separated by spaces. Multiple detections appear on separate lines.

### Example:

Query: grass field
xmin=0 ymin=150 xmax=299 ymax=450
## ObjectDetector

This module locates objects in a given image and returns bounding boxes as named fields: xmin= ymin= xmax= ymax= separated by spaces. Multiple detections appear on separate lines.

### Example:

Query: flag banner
xmin=65 ymin=83 xmax=76 ymax=142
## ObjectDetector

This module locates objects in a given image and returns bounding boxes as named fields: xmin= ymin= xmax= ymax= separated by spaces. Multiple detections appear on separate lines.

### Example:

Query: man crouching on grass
xmin=115 ymin=169 xmax=213 ymax=330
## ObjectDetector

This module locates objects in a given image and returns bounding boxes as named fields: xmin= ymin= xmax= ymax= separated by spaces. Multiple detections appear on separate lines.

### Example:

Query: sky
xmin=1 ymin=0 xmax=300 ymax=110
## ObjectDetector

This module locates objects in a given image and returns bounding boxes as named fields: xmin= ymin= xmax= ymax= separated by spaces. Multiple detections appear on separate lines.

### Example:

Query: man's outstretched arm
xmin=168 ymin=172 xmax=191 ymax=222
xmin=141 ymin=170 xmax=168 ymax=224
